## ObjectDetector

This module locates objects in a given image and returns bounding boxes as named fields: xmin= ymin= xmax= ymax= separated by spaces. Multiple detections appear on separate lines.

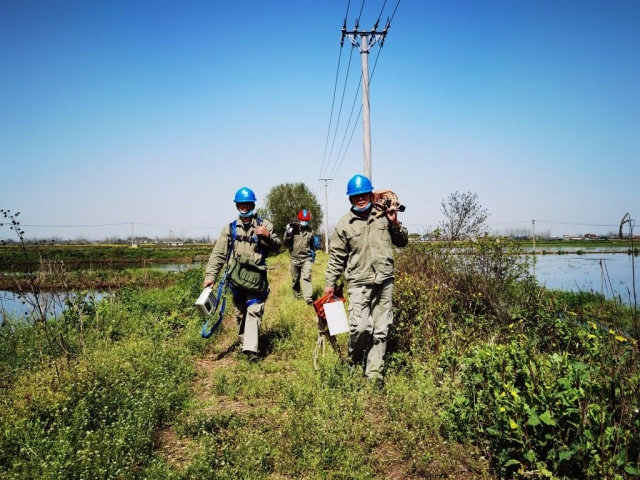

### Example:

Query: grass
xmin=0 ymin=250 xmax=492 ymax=479
xmin=2 ymin=239 xmax=637 ymax=479
xmin=152 ymin=252 xmax=491 ymax=479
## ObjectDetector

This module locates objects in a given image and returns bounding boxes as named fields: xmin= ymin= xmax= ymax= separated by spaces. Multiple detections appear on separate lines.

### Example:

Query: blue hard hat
xmin=234 ymin=187 xmax=257 ymax=203
xmin=346 ymin=174 xmax=374 ymax=196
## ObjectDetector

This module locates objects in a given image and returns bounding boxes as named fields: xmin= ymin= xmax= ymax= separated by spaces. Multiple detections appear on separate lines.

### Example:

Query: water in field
xmin=0 ymin=263 xmax=198 ymax=324
xmin=531 ymin=253 xmax=638 ymax=304
xmin=0 ymin=291 xmax=107 ymax=326
xmin=1 ymin=256 xmax=638 ymax=324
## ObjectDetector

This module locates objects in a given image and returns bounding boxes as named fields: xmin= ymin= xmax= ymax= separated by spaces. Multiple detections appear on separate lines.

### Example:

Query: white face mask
xmin=238 ymin=209 xmax=255 ymax=218
xmin=300 ymin=221 xmax=309 ymax=227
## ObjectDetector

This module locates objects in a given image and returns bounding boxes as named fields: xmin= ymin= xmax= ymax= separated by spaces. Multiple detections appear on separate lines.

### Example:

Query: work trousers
xmin=232 ymin=289 xmax=266 ymax=354
xmin=290 ymin=257 xmax=313 ymax=304
xmin=346 ymin=279 xmax=394 ymax=379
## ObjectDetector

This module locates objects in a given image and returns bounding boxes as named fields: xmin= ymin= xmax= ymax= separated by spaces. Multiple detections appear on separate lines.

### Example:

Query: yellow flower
xmin=510 ymin=389 xmax=518 ymax=399
xmin=501 ymin=392 xmax=506 ymax=397
xmin=509 ymin=419 xmax=518 ymax=429
xmin=499 ymin=407 xmax=506 ymax=413
xmin=615 ymin=335 xmax=627 ymax=342
xmin=587 ymin=334 xmax=596 ymax=339
xmin=568 ymin=311 xmax=577 ymax=316
xmin=609 ymin=329 xmax=615 ymax=335
xmin=589 ymin=321 xmax=597 ymax=330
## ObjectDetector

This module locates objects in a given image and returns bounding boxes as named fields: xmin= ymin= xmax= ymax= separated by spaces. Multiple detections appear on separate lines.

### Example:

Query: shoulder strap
xmin=227 ymin=220 xmax=237 ymax=259
xmin=256 ymin=218 xmax=266 ymax=264
xmin=229 ymin=218 xmax=266 ymax=265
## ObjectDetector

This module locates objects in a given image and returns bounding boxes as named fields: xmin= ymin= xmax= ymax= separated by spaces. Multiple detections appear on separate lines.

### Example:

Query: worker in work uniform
xmin=283 ymin=209 xmax=315 ymax=305
xmin=324 ymin=174 xmax=408 ymax=380
xmin=203 ymin=187 xmax=281 ymax=362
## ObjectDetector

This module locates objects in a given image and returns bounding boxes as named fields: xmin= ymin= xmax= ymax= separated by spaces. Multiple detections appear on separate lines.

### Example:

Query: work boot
xmin=243 ymin=351 xmax=260 ymax=363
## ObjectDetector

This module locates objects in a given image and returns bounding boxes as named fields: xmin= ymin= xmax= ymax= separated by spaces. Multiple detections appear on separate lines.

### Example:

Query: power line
xmin=22 ymin=223 xmax=130 ymax=228
xmin=318 ymin=0 xmax=355 ymax=188
xmin=323 ymin=48 xmax=356 ymax=180
xmin=322 ymin=0 xmax=398 ymax=182
xmin=319 ymin=45 xmax=347 ymax=183
xmin=21 ymin=222 xmax=216 ymax=230
xmin=328 ymin=46 xmax=384 ymax=180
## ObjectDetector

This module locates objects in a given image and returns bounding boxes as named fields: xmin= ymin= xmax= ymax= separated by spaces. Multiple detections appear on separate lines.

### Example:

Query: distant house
xmin=584 ymin=233 xmax=598 ymax=240
xmin=563 ymin=234 xmax=583 ymax=241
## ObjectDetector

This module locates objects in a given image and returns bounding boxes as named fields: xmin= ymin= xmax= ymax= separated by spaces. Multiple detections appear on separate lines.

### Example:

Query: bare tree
xmin=440 ymin=191 xmax=489 ymax=241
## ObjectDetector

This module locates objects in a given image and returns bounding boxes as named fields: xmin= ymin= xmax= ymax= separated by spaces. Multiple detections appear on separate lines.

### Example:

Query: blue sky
xmin=1 ymin=0 xmax=638 ymax=241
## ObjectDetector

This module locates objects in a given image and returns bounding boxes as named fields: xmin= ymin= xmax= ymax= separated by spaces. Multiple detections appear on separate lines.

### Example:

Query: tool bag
xmin=227 ymin=254 xmax=267 ymax=293
xmin=226 ymin=219 xmax=268 ymax=293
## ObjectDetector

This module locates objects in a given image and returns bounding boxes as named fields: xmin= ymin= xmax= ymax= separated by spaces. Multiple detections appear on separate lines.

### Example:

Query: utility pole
xmin=532 ymin=219 xmax=536 ymax=253
xmin=320 ymin=178 xmax=332 ymax=253
xmin=342 ymin=18 xmax=389 ymax=181
xmin=532 ymin=219 xmax=536 ymax=277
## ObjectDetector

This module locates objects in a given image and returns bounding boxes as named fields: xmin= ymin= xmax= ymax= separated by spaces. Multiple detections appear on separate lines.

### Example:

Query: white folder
xmin=323 ymin=301 xmax=349 ymax=335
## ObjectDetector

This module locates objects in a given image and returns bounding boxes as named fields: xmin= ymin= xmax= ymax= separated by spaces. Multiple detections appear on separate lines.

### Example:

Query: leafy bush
xmin=392 ymin=238 xmax=640 ymax=478
xmin=441 ymin=329 xmax=639 ymax=478
xmin=390 ymin=238 xmax=533 ymax=359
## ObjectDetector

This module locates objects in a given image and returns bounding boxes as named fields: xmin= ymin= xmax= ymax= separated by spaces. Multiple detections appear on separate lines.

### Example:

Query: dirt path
xmin=155 ymin=256 xmax=295 ymax=467
xmin=154 ymin=254 xmax=492 ymax=479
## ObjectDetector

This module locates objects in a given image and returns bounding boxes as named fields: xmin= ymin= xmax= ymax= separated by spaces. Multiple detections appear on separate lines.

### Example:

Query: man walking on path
xmin=324 ymin=174 xmax=408 ymax=380
xmin=204 ymin=187 xmax=281 ymax=362
xmin=284 ymin=209 xmax=315 ymax=306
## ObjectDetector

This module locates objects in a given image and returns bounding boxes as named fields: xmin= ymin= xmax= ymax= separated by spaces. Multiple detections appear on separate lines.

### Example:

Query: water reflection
xmin=0 ymin=263 xmax=202 ymax=324
xmin=532 ymin=253 xmax=638 ymax=304
xmin=2 ymin=256 xmax=637 ymax=324
xmin=1 ymin=291 xmax=106 ymax=326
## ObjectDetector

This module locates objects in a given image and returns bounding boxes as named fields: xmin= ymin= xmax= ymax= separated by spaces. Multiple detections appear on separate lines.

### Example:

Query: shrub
xmin=392 ymin=238 xmax=640 ymax=478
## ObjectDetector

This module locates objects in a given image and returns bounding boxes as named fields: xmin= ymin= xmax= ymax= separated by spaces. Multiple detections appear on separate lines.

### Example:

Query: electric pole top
xmin=340 ymin=19 xmax=390 ymax=181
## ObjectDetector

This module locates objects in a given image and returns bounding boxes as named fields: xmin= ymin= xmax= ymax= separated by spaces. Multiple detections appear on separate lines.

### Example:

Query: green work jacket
xmin=284 ymin=226 xmax=314 ymax=262
xmin=325 ymin=209 xmax=408 ymax=287
xmin=205 ymin=215 xmax=280 ymax=284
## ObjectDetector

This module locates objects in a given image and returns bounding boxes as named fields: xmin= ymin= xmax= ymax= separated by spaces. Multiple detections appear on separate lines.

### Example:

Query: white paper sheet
xmin=323 ymin=301 xmax=349 ymax=335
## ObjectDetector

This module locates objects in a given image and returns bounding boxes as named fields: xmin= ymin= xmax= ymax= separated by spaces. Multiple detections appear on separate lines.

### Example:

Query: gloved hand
xmin=286 ymin=223 xmax=293 ymax=235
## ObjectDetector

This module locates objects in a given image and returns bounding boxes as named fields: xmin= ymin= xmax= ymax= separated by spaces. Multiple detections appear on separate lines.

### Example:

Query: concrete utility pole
xmin=342 ymin=19 xmax=389 ymax=181
xmin=532 ymin=219 xmax=536 ymax=278
xmin=532 ymin=219 xmax=536 ymax=252
xmin=319 ymin=178 xmax=332 ymax=253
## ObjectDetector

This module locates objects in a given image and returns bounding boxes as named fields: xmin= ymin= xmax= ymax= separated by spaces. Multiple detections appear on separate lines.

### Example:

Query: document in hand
xmin=322 ymin=301 xmax=349 ymax=335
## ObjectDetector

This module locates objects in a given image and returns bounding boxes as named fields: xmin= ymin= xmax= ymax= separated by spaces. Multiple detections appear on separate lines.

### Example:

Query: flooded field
xmin=532 ymin=252 xmax=638 ymax=303
xmin=1 ymin=254 xmax=638 ymax=324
